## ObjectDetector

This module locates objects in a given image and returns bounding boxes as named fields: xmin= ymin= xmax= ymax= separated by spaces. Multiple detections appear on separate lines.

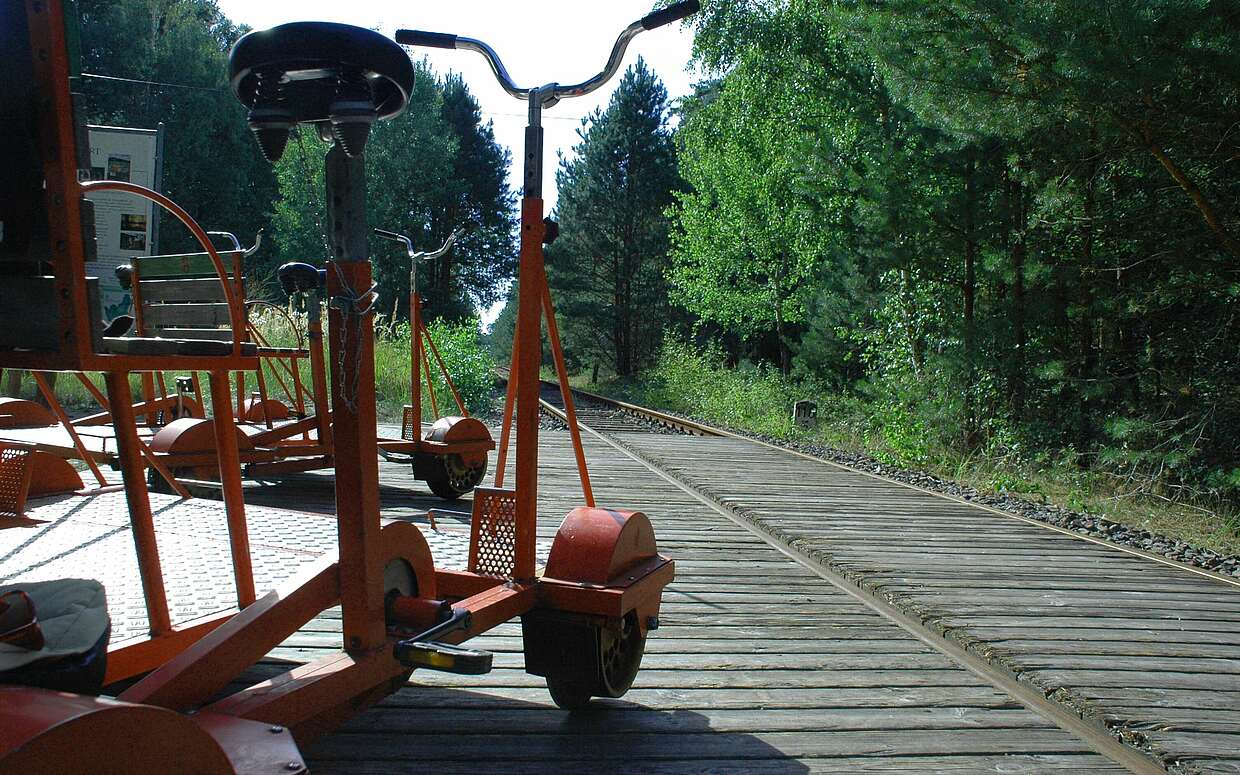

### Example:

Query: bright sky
xmin=215 ymin=1 xmax=699 ymax=325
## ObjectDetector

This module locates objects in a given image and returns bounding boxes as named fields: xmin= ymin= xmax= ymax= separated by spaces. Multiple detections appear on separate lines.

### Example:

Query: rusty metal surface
xmin=0 ymin=448 xmax=33 ymax=519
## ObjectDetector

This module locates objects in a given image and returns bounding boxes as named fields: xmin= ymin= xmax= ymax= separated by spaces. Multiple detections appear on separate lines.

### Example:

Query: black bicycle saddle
xmin=228 ymin=22 xmax=414 ymax=161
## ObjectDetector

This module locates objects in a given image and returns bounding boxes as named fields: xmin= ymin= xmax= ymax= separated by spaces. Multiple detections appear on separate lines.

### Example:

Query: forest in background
xmin=34 ymin=0 xmax=1240 ymax=537
xmin=538 ymin=1 xmax=1240 ymax=532
xmin=74 ymin=0 xmax=515 ymax=320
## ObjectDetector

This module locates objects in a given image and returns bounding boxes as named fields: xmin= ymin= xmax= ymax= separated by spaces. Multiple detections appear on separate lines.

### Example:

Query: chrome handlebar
xmin=396 ymin=1 xmax=699 ymax=105
xmin=374 ymin=227 xmax=464 ymax=262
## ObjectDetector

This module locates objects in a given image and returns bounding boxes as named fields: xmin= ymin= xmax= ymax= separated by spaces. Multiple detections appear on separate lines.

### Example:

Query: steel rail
xmin=551 ymin=408 xmax=1165 ymax=775
xmin=529 ymin=375 xmax=1240 ymax=590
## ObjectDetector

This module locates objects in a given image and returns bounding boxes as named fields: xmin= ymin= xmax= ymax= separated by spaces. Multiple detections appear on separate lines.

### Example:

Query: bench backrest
xmin=129 ymin=250 xmax=246 ymax=341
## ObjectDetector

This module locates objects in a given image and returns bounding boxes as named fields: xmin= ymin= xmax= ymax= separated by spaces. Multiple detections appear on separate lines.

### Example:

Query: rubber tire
xmin=546 ymin=677 xmax=594 ymax=711
xmin=543 ymin=613 xmax=646 ymax=711
xmin=146 ymin=467 xmax=183 ymax=495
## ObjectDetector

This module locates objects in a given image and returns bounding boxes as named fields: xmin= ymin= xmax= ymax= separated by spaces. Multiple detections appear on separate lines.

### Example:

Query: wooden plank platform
xmin=616 ymin=433 xmax=1240 ymax=774
xmin=240 ymin=431 xmax=1125 ymax=773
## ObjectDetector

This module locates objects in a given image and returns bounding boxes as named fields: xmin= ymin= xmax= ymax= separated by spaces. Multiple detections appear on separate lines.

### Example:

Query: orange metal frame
xmin=1 ymin=4 xmax=673 ymax=769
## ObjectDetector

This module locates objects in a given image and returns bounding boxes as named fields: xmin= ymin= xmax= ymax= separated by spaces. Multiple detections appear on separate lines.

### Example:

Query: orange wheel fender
xmin=26 ymin=451 xmax=83 ymax=497
xmin=243 ymin=397 xmax=290 ymax=423
xmin=426 ymin=416 xmax=492 ymax=443
xmin=426 ymin=415 xmax=492 ymax=464
xmin=377 ymin=521 xmax=438 ymax=600
xmin=0 ymin=688 xmax=234 ymax=774
xmin=544 ymin=507 xmax=657 ymax=586
xmin=0 ymin=399 xmax=56 ymax=430
xmin=150 ymin=418 xmax=257 ymax=455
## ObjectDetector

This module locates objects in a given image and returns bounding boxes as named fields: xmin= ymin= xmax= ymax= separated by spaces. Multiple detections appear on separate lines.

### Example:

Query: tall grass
xmin=610 ymin=339 xmax=1240 ymax=557
xmin=638 ymin=341 xmax=811 ymax=439
xmin=11 ymin=305 xmax=495 ymax=423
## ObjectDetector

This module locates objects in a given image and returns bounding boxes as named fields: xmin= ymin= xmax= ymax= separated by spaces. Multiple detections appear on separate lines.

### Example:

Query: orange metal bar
xmin=103 ymin=370 xmax=172 ymax=637
xmin=424 ymin=326 xmax=468 ymax=416
xmin=308 ymin=303 xmax=332 ymax=451
xmin=204 ymin=645 xmax=406 ymax=743
xmin=129 ymin=258 xmax=157 ymax=419
xmin=208 ymin=370 xmax=256 ymax=607
xmin=289 ymin=355 xmax=308 ymax=439
xmin=327 ymin=259 xmax=385 ymax=652
xmin=513 ymin=197 xmax=545 ymax=583
xmin=26 ymin=0 xmax=93 ymax=367
xmin=494 ymin=335 xmax=518 ymax=488
xmin=247 ymin=324 xmax=302 ymax=408
xmin=539 ymin=276 xmax=594 ymax=506
xmin=419 ymin=334 xmax=440 ymax=420
xmin=73 ymin=372 xmax=110 ymax=411
xmin=156 ymin=372 xmax=170 ymax=410
xmin=192 ymin=372 xmax=204 ymax=410
xmin=324 ymin=147 xmax=386 ymax=657
xmin=410 ymin=293 xmax=422 ymax=425
xmin=72 ymin=370 xmax=192 ymax=496
xmin=31 ymin=372 xmax=107 ymax=487
xmin=234 ymin=371 xmax=245 ymax=419
xmin=254 ymin=364 xmax=274 ymax=430
xmin=135 ymin=434 xmax=193 ymax=500
xmin=103 ymin=609 xmax=235 ymax=684
xmin=121 ymin=559 xmax=338 ymax=710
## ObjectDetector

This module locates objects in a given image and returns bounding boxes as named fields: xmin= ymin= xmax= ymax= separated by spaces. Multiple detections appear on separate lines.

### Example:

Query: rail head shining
xmin=396 ymin=1 xmax=699 ymax=106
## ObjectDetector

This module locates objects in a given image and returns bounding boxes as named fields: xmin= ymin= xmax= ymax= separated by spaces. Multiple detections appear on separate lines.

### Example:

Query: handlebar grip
xmin=395 ymin=29 xmax=459 ymax=49
xmin=373 ymin=228 xmax=403 ymax=240
xmin=640 ymin=0 xmax=700 ymax=30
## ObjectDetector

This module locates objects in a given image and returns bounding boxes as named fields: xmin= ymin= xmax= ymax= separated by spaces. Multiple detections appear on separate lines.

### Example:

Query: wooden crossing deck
xmin=244 ymin=431 xmax=1126 ymax=773
xmin=10 ymin=417 xmax=1236 ymax=771
xmin=614 ymin=432 xmax=1240 ymax=774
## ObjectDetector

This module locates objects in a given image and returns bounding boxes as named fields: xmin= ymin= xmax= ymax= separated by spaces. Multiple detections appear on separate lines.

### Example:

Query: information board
xmin=84 ymin=124 xmax=163 ymax=319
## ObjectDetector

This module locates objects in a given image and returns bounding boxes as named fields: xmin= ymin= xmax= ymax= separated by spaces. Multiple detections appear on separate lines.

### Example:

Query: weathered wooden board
xmin=234 ymin=431 xmax=1124 ymax=773
xmin=618 ymin=432 xmax=1240 ymax=773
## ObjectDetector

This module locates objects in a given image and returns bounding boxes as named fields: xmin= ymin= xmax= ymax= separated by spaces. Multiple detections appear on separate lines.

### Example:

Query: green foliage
xmin=415 ymin=318 xmax=495 ymax=422
xmin=77 ymin=0 xmax=277 ymax=255
xmin=373 ymin=316 xmax=496 ymax=422
xmin=669 ymin=0 xmax=1240 ymax=519
xmin=547 ymin=59 xmax=682 ymax=376
xmin=270 ymin=65 xmax=515 ymax=321
xmin=640 ymin=340 xmax=803 ymax=439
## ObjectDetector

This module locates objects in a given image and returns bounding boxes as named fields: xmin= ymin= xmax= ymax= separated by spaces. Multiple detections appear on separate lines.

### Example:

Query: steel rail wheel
xmin=426 ymin=453 xmax=487 ymax=500
xmin=543 ymin=612 xmax=644 ymax=709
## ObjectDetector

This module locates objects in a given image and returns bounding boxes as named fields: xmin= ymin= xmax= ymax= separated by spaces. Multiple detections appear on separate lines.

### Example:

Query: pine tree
xmin=548 ymin=58 xmax=681 ymax=377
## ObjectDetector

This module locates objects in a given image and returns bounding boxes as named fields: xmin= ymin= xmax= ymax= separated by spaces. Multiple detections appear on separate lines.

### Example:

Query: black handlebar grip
xmin=395 ymin=30 xmax=459 ymax=49
xmin=640 ymin=0 xmax=701 ymax=30
xmin=373 ymin=228 xmax=403 ymax=240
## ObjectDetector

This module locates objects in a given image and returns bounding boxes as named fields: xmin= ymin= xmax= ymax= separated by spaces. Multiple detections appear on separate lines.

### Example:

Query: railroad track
xmin=536 ymin=380 xmax=707 ymax=436
xmin=524 ymin=376 xmax=1240 ymax=774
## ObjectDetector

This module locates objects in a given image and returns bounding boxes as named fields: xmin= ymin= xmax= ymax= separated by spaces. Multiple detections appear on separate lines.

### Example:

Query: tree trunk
xmin=899 ymin=267 xmax=925 ymax=377
xmin=1010 ymin=178 xmax=1027 ymax=418
xmin=1129 ymin=121 xmax=1240 ymax=261
xmin=1077 ymin=133 xmax=1099 ymax=462
xmin=962 ymin=155 xmax=978 ymax=448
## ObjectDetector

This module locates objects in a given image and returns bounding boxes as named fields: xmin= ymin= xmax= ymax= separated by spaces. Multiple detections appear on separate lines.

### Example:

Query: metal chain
xmin=329 ymin=262 xmax=379 ymax=413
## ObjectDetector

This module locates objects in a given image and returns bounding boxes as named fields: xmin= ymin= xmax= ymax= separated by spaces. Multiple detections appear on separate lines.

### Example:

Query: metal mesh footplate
xmin=0 ymin=447 xmax=33 ymax=519
xmin=0 ymin=490 xmax=546 ymax=644
xmin=468 ymin=487 xmax=518 ymax=578
xmin=402 ymin=406 xmax=418 ymax=441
